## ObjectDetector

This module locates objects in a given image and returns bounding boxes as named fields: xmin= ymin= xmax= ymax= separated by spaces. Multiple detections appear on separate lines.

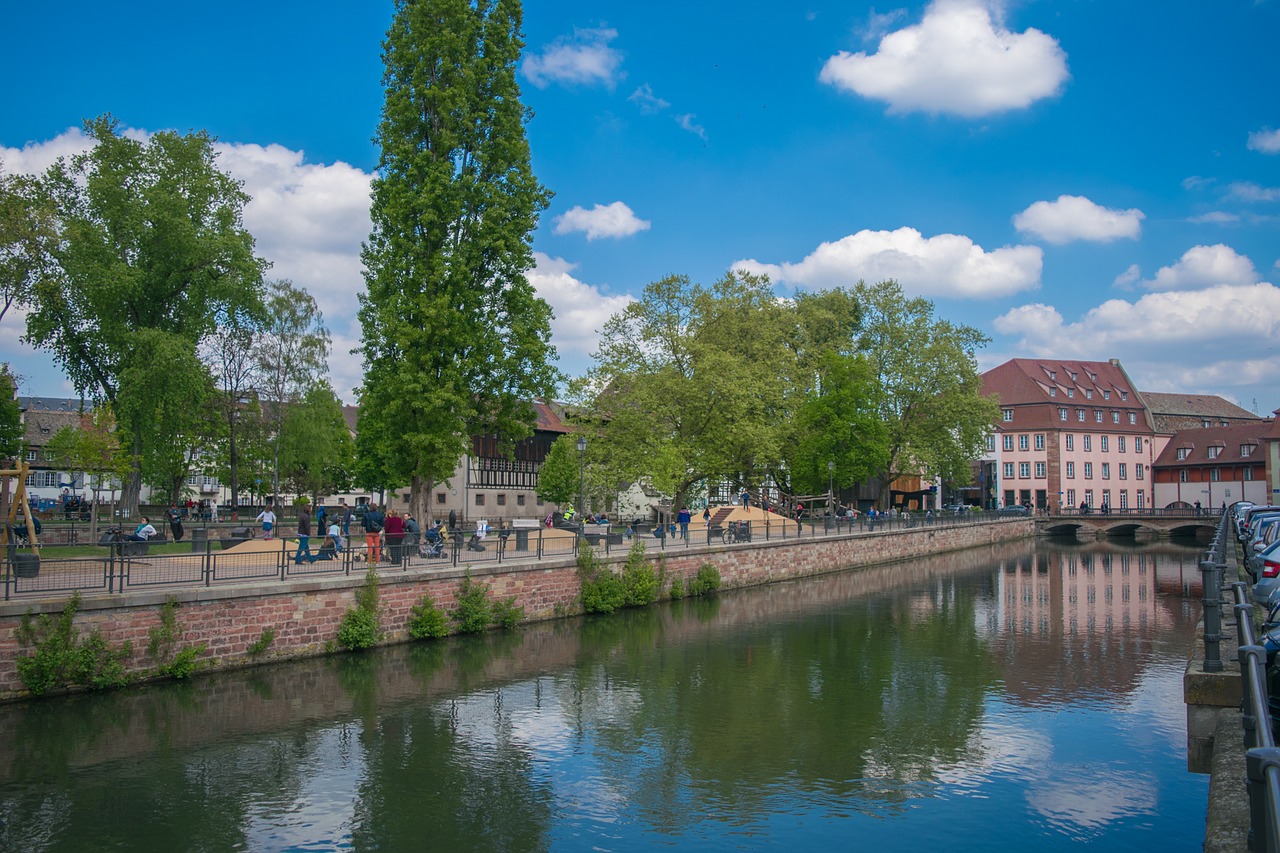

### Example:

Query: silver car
xmin=1254 ymin=541 xmax=1280 ymax=603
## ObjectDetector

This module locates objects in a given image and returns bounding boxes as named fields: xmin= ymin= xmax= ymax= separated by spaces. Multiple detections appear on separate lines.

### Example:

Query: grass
xmin=21 ymin=540 xmax=251 ymax=560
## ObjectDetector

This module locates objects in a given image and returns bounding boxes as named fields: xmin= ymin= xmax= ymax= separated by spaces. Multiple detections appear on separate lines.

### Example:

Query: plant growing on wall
xmin=147 ymin=596 xmax=208 ymax=679
xmin=14 ymin=593 xmax=132 ymax=695
xmin=338 ymin=568 xmax=383 ymax=650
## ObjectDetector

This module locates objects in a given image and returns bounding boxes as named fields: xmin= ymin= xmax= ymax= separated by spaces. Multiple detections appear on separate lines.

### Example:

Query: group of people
xmin=249 ymin=501 xmax=465 ymax=565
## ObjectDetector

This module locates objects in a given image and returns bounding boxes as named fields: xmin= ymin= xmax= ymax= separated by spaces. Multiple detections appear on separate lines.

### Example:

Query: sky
xmin=3 ymin=0 xmax=1279 ymax=412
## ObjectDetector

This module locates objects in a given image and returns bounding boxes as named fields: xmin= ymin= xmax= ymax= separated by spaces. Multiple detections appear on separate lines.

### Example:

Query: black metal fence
xmin=0 ymin=510 xmax=1028 ymax=601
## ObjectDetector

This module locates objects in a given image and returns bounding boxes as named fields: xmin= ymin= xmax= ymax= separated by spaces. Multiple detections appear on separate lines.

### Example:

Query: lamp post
xmin=576 ymin=436 xmax=587 ymax=539
xmin=827 ymin=460 xmax=835 ymax=513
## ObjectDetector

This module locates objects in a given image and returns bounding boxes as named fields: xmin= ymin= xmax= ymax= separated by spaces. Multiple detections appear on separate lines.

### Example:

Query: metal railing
xmin=0 ymin=510 xmax=1030 ymax=601
xmin=1225 ymin=500 xmax=1280 ymax=853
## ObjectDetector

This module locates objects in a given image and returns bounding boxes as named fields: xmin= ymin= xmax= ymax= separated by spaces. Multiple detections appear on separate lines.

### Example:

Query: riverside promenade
xmin=0 ymin=511 xmax=1034 ymax=699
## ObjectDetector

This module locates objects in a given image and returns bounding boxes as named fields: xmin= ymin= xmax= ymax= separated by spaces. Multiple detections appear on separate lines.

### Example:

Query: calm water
xmin=0 ymin=538 xmax=1209 ymax=851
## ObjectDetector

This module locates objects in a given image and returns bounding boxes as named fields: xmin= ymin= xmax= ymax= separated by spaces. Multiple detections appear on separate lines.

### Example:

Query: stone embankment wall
xmin=0 ymin=519 xmax=1033 ymax=700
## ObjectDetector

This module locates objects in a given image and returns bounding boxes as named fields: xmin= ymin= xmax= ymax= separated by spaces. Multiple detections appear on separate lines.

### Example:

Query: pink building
xmin=981 ymin=358 xmax=1156 ymax=512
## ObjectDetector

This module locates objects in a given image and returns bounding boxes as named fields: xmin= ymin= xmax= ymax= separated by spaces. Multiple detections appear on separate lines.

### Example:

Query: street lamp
xmin=576 ymin=436 xmax=587 ymax=537
xmin=827 ymin=460 xmax=835 ymax=512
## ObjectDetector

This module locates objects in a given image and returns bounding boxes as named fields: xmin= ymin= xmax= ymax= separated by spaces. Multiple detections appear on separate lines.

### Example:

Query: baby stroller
xmin=422 ymin=527 xmax=447 ymax=559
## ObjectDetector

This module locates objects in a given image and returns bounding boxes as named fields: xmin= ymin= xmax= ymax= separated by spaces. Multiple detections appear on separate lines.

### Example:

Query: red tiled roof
xmin=981 ymin=357 xmax=1149 ymax=432
xmin=1151 ymin=422 xmax=1271 ymax=467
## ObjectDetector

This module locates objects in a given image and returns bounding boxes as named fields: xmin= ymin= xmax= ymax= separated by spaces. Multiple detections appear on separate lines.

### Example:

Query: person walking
xmin=256 ymin=505 xmax=277 ymax=539
xmin=677 ymin=506 xmax=691 ymax=540
xmin=341 ymin=501 xmax=354 ymax=538
xmin=295 ymin=506 xmax=314 ymax=564
xmin=363 ymin=504 xmax=385 ymax=565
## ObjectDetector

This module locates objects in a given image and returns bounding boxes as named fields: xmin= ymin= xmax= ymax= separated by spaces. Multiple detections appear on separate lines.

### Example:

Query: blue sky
xmin=3 ymin=0 xmax=1279 ymax=412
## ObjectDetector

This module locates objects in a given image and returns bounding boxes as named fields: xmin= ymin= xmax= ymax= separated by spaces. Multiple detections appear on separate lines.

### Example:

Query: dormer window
xmin=1067 ymin=388 xmax=1074 ymax=398
xmin=1208 ymin=446 xmax=1222 ymax=459
xmin=1049 ymin=387 xmax=1056 ymax=397
xmin=1177 ymin=448 xmax=1190 ymax=460
xmin=1243 ymin=444 xmax=1256 ymax=458
xmin=1002 ymin=409 xmax=1013 ymax=423
xmin=1102 ymin=390 xmax=1110 ymax=400
xmin=1120 ymin=391 xmax=1128 ymax=401
xmin=1085 ymin=389 xmax=1092 ymax=399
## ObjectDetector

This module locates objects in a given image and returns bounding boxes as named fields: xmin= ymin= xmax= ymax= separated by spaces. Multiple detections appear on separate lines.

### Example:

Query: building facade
xmin=1151 ymin=422 xmax=1271 ymax=508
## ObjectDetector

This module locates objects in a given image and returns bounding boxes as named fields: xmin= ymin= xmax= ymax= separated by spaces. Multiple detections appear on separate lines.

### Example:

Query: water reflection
xmin=0 ymin=539 xmax=1206 ymax=851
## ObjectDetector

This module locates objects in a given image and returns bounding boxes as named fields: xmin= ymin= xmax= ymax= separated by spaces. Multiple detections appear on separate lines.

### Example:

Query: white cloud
xmin=734 ymin=226 xmax=1042 ymax=298
xmin=1142 ymin=244 xmax=1258 ymax=290
xmin=819 ymin=0 xmax=1069 ymax=117
xmin=1013 ymin=195 xmax=1144 ymax=244
xmin=1112 ymin=264 xmax=1141 ymax=289
xmin=522 ymin=28 xmax=623 ymax=90
xmin=1228 ymin=181 xmax=1280 ymax=202
xmin=627 ymin=84 xmax=669 ymax=115
xmin=528 ymin=253 xmax=633 ymax=368
xmin=993 ymin=282 xmax=1280 ymax=400
xmin=675 ymin=113 xmax=707 ymax=140
xmin=0 ymin=126 xmax=93 ymax=174
xmin=1188 ymin=211 xmax=1240 ymax=225
xmin=553 ymin=201 xmax=650 ymax=240
xmin=1248 ymin=128 xmax=1280 ymax=154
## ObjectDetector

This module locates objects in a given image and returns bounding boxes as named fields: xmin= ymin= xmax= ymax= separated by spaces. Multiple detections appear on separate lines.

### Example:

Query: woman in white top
xmin=256 ymin=507 xmax=277 ymax=539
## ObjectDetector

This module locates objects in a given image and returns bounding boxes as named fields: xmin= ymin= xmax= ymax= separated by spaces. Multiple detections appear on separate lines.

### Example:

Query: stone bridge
xmin=1036 ymin=511 xmax=1218 ymax=541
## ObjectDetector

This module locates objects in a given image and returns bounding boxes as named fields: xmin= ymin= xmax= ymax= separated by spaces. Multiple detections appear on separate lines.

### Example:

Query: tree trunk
xmin=228 ymin=413 xmax=239 ymax=520
xmin=410 ymin=474 xmax=434 ymax=526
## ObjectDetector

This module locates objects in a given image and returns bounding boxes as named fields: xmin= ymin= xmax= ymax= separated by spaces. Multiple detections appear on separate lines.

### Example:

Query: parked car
xmin=1255 ymin=542 xmax=1280 ymax=603
xmin=997 ymin=505 xmax=1030 ymax=516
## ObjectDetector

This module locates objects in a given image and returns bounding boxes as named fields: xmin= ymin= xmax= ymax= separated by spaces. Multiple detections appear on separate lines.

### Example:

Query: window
xmin=517 ymin=494 xmax=526 ymax=506
xmin=1066 ymin=489 xmax=1076 ymax=505
xmin=1095 ymin=411 xmax=1104 ymax=423
xmin=1071 ymin=371 xmax=1078 ymax=381
xmin=1119 ymin=463 xmax=1127 ymax=480
xmin=1035 ymin=462 xmax=1046 ymax=478
xmin=1067 ymin=388 xmax=1075 ymax=398
xmin=1083 ymin=435 xmax=1092 ymax=452
xmin=1049 ymin=387 xmax=1056 ymax=397
xmin=1202 ymin=419 xmax=1211 ymax=428
xmin=1005 ymin=489 xmax=1015 ymax=506
xmin=1178 ymin=470 xmax=1188 ymax=482
xmin=1100 ymin=436 xmax=1108 ymax=452
xmin=496 ymin=494 xmax=507 ymax=506
xmin=1244 ymin=467 xmax=1255 ymax=481
xmin=1136 ymin=489 xmax=1144 ymax=508
xmin=1120 ymin=490 xmax=1128 ymax=509
xmin=1118 ymin=436 xmax=1126 ymax=453
xmin=1177 ymin=448 xmax=1189 ymax=460
xmin=1243 ymin=444 xmax=1256 ymax=458
xmin=1128 ymin=413 xmax=1137 ymax=425
xmin=1084 ymin=462 xmax=1093 ymax=479
xmin=1084 ymin=489 xmax=1093 ymax=507
xmin=1004 ymin=462 xmax=1015 ymax=479
xmin=1034 ymin=434 xmax=1045 ymax=450
xmin=1135 ymin=463 xmax=1144 ymax=480
xmin=1018 ymin=434 xmax=1029 ymax=451
xmin=1049 ymin=370 xmax=1056 ymax=379
xmin=1103 ymin=389 xmax=1110 ymax=400
xmin=1065 ymin=434 xmax=1074 ymax=451
xmin=986 ymin=435 xmax=995 ymax=452
xmin=1078 ymin=409 xmax=1086 ymax=422
xmin=1135 ymin=437 xmax=1143 ymax=453
xmin=1110 ymin=412 xmax=1119 ymax=424
xmin=475 ymin=494 xmax=486 ymax=506
xmin=1101 ymin=463 xmax=1110 ymax=479
xmin=1210 ymin=468 xmax=1221 ymax=481
xmin=1207 ymin=446 xmax=1221 ymax=459
xmin=1101 ymin=488 xmax=1111 ymax=507
xmin=1019 ymin=462 xmax=1030 ymax=478
xmin=1059 ymin=407 xmax=1068 ymax=421
xmin=25 ymin=450 xmax=36 ymax=462
xmin=436 ymin=492 xmax=446 ymax=503
xmin=1003 ymin=435 xmax=1013 ymax=451
xmin=1066 ymin=462 xmax=1076 ymax=478
xmin=1085 ymin=388 xmax=1093 ymax=399
xmin=1002 ymin=409 xmax=1013 ymax=422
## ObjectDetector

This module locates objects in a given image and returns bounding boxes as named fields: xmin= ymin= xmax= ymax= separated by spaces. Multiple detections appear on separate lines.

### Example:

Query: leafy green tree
xmin=358 ymin=0 xmax=559 ymax=524
xmin=41 ymin=406 xmax=132 ymax=531
xmin=0 ymin=364 xmax=23 ymax=461
xmin=0 ymin=164 xmax=53 ymax=325
xmin=850 ymin=280 xmax=999 ymax=507
xmin=255 ymin=278 xmax=331 ymax=501
xmin=535 ymin=435 xmax=582 ymax=510
xmin=22 ymin=115 xmax=266 ymax=517
xmin=202 ymin=306 xmax=266 ymax=515
xmin=277 ymin=382 xmax=355 ymax=501
xmin=573 ymin=270 xmax=855 ymax=508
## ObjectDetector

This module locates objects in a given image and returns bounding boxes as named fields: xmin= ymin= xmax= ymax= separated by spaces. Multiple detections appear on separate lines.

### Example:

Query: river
xmin=0 ymin=537 xmax=1208 ymax=851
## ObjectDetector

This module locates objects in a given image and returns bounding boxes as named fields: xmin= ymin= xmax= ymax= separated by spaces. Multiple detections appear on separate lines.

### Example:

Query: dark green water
xmin=0 ymin=538 xmax=1208 ymax=851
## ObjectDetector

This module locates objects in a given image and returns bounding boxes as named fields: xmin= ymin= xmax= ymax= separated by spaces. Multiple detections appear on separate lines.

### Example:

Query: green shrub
xmin=246 ymin=628 xmax=277 ymax=658
xmin=688 ymin=563 xmax=722 ymax=597
xmin=452 ymin=572 xmax=494 ymax=634
xmin=668 ymin=576 xmax=685 ymax=600
xmin=493 ymin=596 xmax=525 ymax=630
xmin=621 ymin=543 xmax=659 ymax=606
xmin=338 ymin=568 xmax=383 ymax=650
xmin=147 ymin=597 xmax=208 ymax=679
xmin=407 ymin=594 xmax=449 ymax=639
xmin=14 ymin=594 xmax=133 ymax=695
xmin=578 ymin=545 xmax=626 ymax=614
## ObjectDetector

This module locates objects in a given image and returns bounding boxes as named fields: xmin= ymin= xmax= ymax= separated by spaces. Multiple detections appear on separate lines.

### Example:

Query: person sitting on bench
xmin=128 ymin=518 xmax=157 ymax=541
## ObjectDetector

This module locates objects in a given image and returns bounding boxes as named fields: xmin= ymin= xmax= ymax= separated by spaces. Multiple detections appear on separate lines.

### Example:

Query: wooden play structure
xmin=0 ymin=460 xmax=40 ymax=550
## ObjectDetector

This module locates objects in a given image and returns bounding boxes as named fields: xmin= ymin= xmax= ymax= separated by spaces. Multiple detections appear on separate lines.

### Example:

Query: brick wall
xmin=0 ymin=519 xmax=1033 ymax=700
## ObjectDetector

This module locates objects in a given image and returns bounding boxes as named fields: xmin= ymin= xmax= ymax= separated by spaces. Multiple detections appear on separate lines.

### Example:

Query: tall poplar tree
xmin=359 ymin=0 xmax=559 ymax=522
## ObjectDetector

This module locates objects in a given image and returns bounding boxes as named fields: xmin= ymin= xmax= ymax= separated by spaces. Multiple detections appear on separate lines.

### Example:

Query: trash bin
xmin=190 ymin=527 xmax=208 ymax=553
xmin=515 ymin=529 xmax=530 ymax=551
xmin=12 ymin=554 xmax=39 ymax=578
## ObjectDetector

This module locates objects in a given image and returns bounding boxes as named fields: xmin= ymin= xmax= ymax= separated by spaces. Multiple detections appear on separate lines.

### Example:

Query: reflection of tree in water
xmin=349 ymin=691 xmax=553 ymax=851
xmin=560 ymin=583 xmax=997 ymax=828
